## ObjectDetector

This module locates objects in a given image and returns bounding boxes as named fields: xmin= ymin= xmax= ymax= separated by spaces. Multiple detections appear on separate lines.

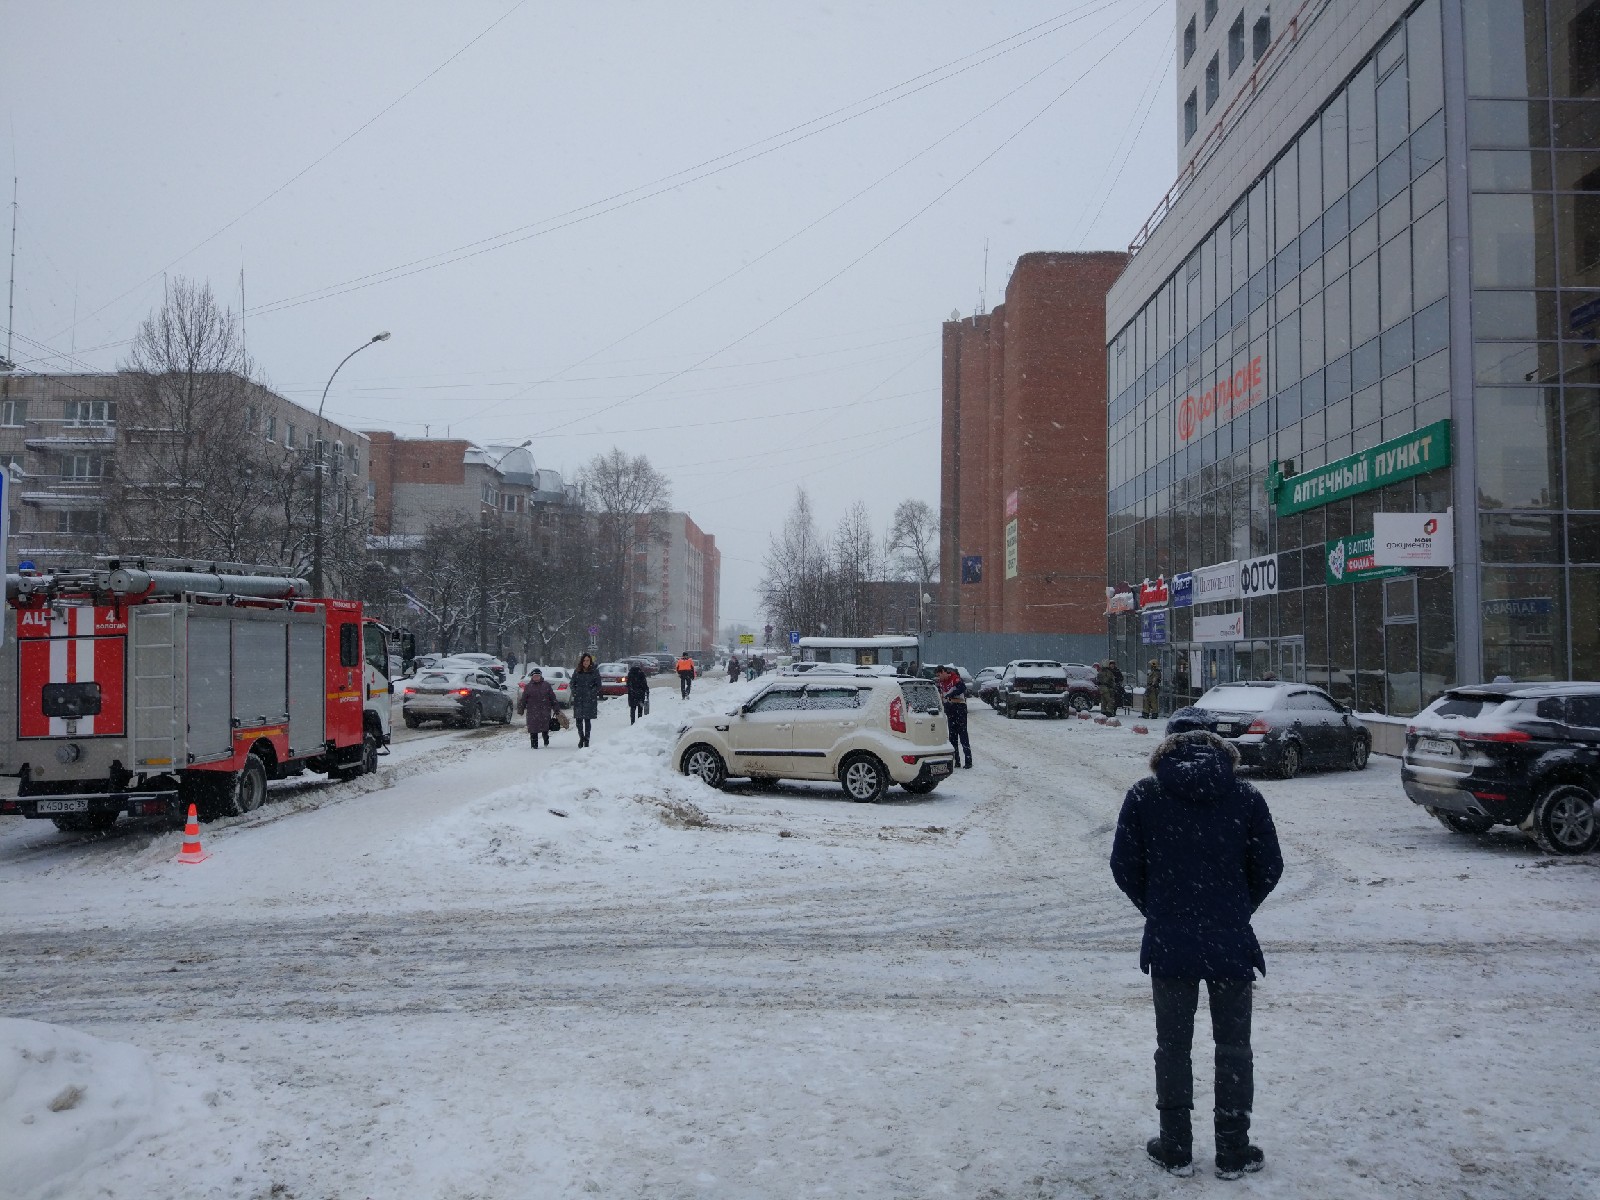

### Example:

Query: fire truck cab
xmin=0 ymin=560 xmax=393 ymax=830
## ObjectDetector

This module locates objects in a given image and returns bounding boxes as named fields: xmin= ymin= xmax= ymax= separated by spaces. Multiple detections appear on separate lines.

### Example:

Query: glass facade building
xmin=1106 ymin=0 xmax=1600 ymax=715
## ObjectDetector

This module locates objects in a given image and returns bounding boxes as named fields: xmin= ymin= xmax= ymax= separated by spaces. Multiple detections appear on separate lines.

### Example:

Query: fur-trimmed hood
xmin=1148 ymin=729 xmax=1240 ymax=803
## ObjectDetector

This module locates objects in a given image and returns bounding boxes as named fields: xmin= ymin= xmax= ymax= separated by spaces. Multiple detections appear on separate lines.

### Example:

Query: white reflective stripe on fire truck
xmin=75 ymin=605 xmax=96 ymax=735
xmin=47 ymin=627 xmax=68 ymax=737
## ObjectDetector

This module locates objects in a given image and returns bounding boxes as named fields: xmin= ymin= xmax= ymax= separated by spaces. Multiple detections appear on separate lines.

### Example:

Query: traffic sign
xmin=587 ymin=625 xmax=599 ymax=636
xmin=738 ymin=633 xmax=755 ymax=646
xmin=788 ymin=630 xmax=800 ymax=645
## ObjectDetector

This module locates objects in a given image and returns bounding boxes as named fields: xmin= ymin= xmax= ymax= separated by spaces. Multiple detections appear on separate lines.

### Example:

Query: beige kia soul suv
xmin=673 ymin=674 xmax=956 ymax=801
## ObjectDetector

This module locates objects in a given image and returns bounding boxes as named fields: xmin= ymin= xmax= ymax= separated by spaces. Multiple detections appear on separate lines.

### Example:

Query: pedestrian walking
xmin=571 ymin=653 xmax=602 ymax=748
xmin=1142 ymin=658 xmax=1163 ymax=720
xmin=727 ymin=655 xmax=740 ymax=684
xmin=1109 ymin=714 xmax=1283 ymax=1180
xmin=937 ymin=665 xmax=972 ymax=769
xmin=505 ymin=651 xmax=519 ymax=678
xmin=516 ymin=668 xmax=558 ymax=749
xmin=626 ymin=661 xmax=650 ymax=725
xmin=1096 ymin=662 xmax=1118 ymax=717
xmin=676 ymin=652 xmax=696 ymax=698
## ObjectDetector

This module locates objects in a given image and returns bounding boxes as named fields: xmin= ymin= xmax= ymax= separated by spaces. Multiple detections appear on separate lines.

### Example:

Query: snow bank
xmin=0 ymin=1018 xmax=262 ymax=1199
xmin=409 ymin=685 xmax=752 ymax=871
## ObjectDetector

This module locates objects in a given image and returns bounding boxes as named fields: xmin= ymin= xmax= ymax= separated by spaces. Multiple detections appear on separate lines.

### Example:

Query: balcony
xmin=22 ymin=418 xmax=117 ymax=451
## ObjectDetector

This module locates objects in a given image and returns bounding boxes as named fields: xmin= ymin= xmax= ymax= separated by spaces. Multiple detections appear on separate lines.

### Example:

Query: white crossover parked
xmin=674 ymin=674 xmax=956 ymax=801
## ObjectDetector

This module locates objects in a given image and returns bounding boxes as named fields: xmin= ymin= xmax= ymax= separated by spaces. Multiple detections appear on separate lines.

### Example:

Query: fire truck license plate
xmin=36 ymin=799 xmax=87 ymax=813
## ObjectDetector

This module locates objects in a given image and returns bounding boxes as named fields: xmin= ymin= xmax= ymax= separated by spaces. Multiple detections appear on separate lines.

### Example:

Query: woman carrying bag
xmin=571 ymin=653 xmax=602 ymax=748
xmin=517 ymin=668 xmax=559 ymax=750
xmin=626 ymin=661 xmax=651 ymax=725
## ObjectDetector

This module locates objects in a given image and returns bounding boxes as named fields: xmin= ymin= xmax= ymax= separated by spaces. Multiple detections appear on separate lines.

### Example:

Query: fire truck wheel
xmin=217 ymin=754 xmax=270 ymax=818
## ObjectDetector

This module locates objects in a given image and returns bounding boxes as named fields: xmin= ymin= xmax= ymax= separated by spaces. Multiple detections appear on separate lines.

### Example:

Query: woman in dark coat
xmin=517 ymin=668 xmax=558 ymax=749
xmin=626 ymin=662 xmax=650 ymax=725
xmin=570 ymin=653 xmax=602 ymax=748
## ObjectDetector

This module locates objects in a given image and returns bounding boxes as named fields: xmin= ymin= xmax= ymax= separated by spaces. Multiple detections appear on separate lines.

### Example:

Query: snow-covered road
xmin=4 ymin=682 xmax=1597 ymax=1198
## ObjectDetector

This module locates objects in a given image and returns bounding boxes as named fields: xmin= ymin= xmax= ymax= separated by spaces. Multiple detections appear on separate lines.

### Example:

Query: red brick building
xmin=939 ymin=251 xmax=1128 ymax=635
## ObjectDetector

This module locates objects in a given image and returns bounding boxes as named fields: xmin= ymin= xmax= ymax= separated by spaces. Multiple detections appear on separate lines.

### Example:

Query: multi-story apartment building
xmin=0 ymin=371 xmax=368 ymax=571
xmin=1106 ymin=0 xmax=1600 ymax=715
xmin=635 ymin=511 xmax=720 ymax=655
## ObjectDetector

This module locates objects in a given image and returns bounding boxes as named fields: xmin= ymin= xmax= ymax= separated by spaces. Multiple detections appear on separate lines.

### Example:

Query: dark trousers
xmin=945 ymin=704 xmax=971 ymax=764
xmin=576 ymin=717 xmax=593 ymax=745
xmin=679 ymin=672 xmax=693 ymax=698
xmin=1152 ymin=977 xmax=1253 ymax=1148
xmin=629 ymin=699 xmax=646 ymax=724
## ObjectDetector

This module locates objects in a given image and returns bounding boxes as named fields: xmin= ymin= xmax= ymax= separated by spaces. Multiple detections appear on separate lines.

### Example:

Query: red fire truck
xmin=0 ymin=560 xmax=396 ymax=830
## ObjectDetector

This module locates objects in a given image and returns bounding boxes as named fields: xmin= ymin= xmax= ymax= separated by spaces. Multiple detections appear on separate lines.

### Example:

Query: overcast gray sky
xmin=2 ymin=0 xmax=1175 ymax=626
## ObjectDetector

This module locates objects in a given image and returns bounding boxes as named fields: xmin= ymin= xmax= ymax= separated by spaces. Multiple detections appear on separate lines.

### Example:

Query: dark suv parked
xmin=1402 ymin=683 xmax=1600 ymax=855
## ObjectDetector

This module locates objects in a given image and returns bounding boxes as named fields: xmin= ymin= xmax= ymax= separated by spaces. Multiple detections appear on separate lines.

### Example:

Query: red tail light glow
xmin=403 ymin=688 xmax=416 ymax=694
xmin=1246 ymin=718 xmax=1270 ymax=734
xmin=1461 ymin=729 xmax=1531 ymax=744
xmin=456 ymin=689 xmax=472 ymax=696
xmin=889 ymin=696 xmax=906 ymax=733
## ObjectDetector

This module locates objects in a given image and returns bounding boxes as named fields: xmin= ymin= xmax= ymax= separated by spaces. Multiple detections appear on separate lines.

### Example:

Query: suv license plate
xmin=36 ymin=799 xmax=87 ymax=814
xmin=928 ymin=761 xmax=952 ymax=778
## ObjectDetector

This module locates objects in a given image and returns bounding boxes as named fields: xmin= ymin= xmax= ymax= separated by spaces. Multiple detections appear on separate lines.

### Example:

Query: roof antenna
xmin=5 ymin=177 xmax=16 ymax=372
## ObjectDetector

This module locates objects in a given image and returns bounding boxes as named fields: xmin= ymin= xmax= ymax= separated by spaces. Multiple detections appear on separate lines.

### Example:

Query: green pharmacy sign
xmin=1324 ymin=533 xmax=1408 ymax=586
xmin=1270 ymin=420 xmax=1452 ymax=515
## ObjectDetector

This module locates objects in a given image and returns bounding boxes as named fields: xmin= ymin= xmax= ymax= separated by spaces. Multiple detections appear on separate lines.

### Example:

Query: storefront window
xmin=1566 ymin=388 xmax=1600 ymax=505
xmin=1481 ymin=566 xmax=1567 ymax=680
xmin=1475 ymin=387 xmax=1562 ymax=508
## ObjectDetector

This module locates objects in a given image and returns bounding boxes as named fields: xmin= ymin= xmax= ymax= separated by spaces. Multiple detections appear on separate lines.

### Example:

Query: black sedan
xmin=1167 ymin=682 xmax=1371 ymax=779
xmin=401 ymin=669 xmax=514 ymax=729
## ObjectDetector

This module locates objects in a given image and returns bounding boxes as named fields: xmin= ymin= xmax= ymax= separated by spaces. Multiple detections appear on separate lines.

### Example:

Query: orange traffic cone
xmin=176 ymin=803 xmax=209 ymax=864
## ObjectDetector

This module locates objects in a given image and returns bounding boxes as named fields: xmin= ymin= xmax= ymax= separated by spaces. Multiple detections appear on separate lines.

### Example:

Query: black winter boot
xmin=1214 ymin=1109 xmax=1264 ymax=1179
xmin=1146 ymin=1108 xmax=1193 ymax=1177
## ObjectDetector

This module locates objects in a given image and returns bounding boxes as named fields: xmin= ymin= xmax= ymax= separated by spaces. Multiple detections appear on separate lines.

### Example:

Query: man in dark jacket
xmin=626 ymin=662 xmax=650 ymax=725
xmin=936 ymin=665 xmax=972 ymax=769
xmin=1110 ymin=716 xmax=1283 ymax=1181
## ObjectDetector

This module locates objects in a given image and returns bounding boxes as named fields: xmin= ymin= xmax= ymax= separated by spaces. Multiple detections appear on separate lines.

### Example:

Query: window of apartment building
xmin=246 ymin=404 xmax=258 ymax=432
xmin=1253 ymin=10 xmax=1271 ymax=62
xmin=1185 ymin=90 xmax=1199 ymax=141
xmin=64 ymin=398 xmax=114 ymax=426
xmin=265 ymin=413 xmax=277 ymax=442
xmin=1204 ymin=0 xmax=1218 ymax=28
xmin=332 ymin=440 xmax=343 ymax=470
xmin=1228 ymin=12 xmax=1245 ymax=74
xmin=62 ymin=508 xmax=105 ymax=534
xmin=1184 ymin=15 xmax=1197 ymax=65
xmin=1205 ymin=54 xmax=1220 ymax=110
xmin=347 ymin=443 xmax=358 ymax=474
xmin=285 ymin=423 xmax=297 ymax=450
xmin=63 ymin=454 xmax=104 ymax=482
xmin=0 ymin=399 xmax=26 ymax=426
xmin=481 ymin=483 xmax=497 ymax=506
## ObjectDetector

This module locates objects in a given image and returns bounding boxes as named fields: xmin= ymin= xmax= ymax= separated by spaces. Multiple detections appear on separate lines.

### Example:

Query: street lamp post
xmin=312 ymin=331 xmax=390 ymax=596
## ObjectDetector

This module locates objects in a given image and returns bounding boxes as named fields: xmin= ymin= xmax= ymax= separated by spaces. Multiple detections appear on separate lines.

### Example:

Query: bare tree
xmin=111 ymin=279 xmax=260 ymax=558
xmin=886 ymin=498 xmax=939 ymax=589
xmin=579 ymin=448 xmax=670 ymax=651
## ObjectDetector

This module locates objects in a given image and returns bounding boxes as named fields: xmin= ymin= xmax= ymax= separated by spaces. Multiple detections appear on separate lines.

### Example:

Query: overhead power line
xmin=243 ymin=0 xmax=1125 ymax=319
xmin=46 ymin=0 xmax=530 ymax=344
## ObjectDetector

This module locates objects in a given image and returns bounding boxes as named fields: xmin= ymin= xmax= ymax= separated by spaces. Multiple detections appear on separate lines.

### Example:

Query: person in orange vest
xmin=676 ymin=653 xmax=696 ymax=698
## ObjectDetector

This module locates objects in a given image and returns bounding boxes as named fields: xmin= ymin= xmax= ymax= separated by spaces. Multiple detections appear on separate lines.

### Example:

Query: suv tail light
xmin=1460 ymin=729 xmax=1531 ymax=744
xmin=889 ymin=696 xmax=906 ymax=734
xmin=1246 ymin=718 xmax=1270 ymax=734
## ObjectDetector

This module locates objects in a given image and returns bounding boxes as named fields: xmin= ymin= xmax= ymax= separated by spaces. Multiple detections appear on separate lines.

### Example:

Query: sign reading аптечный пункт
xmin=1270 ymin=420 xmax=1452 ymax=516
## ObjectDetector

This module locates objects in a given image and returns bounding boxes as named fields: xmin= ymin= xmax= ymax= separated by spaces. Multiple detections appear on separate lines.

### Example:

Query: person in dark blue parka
xmin=1110 ymin=717 xmax=1283 ymax=1181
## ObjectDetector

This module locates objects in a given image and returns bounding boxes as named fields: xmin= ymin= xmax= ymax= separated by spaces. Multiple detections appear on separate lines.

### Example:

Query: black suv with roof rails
xmin=1402 ymin=682 xmax=1600 ymax=855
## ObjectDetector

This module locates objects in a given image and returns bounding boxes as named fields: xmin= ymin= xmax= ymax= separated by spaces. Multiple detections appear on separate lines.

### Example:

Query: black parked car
xmin=995 ymin=660 xmax=1072 ymax=719
xmin=1168 ymin=682 xmax=1371 ymax=779
xmin=1402 ymin=682 xmax=1600 ymax=855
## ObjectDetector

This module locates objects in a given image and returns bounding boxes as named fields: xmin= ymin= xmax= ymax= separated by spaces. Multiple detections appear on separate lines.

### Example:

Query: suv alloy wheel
xmin=1530 ymin=783 xmax=1600 ymax=855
